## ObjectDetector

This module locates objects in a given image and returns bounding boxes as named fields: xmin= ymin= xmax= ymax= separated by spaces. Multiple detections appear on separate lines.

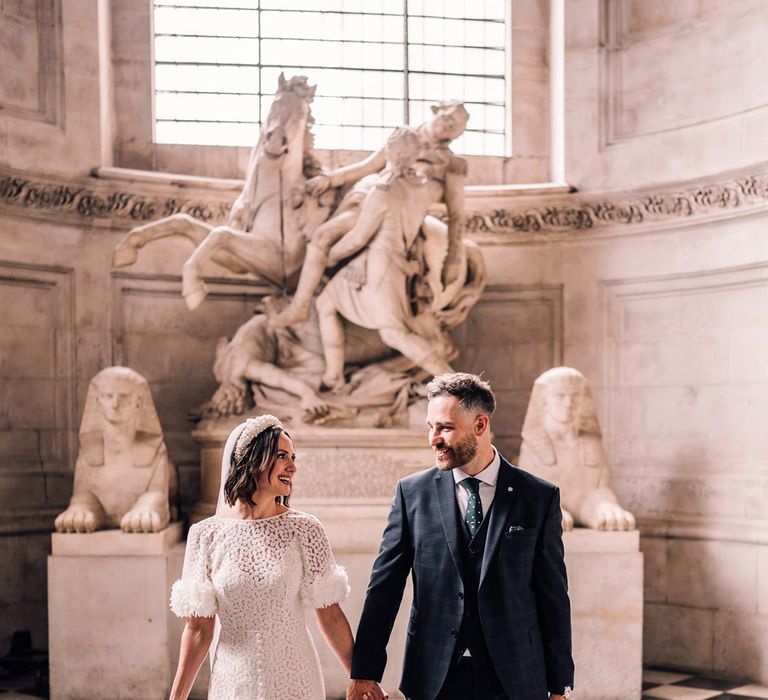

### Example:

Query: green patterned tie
xmin=460 ymin=477 xmax=483 ymax=537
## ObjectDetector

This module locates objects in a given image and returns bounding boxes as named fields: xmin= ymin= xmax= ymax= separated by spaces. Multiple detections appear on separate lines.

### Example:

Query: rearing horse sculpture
xmin=112 ymin=74 xmax=329 ymax=309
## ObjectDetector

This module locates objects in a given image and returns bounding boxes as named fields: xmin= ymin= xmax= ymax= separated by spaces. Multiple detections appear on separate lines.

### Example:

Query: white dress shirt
xmin=452 ymin=446 xmax=501 ymax=522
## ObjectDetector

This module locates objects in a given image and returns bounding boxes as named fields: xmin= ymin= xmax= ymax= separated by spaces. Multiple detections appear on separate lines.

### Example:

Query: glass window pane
xmin=155 ymin=92 xmax=259 ymax=122
xmin=154 ymin=36 xmax=260 ymax=65
xmin=153 ymin=1 xmax=508 ymax=155
xmin=154 ymin=7 xmax=259 ymax=38
xmin=155 ymin=64 xmax=260 ymax=93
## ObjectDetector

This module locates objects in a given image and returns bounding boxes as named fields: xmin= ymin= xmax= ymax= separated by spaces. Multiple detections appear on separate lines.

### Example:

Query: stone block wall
xmin=642 ymin=537 xmax=768 ymax=681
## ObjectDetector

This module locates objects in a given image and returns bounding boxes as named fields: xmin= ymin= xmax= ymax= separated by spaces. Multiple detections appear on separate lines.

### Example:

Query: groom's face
xmin=427 ymin=395 xmax=478 ymax=471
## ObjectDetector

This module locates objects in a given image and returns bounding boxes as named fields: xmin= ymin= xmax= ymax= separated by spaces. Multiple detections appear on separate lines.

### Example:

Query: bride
xmin=168 ymin=415 xmax=355 ymax=699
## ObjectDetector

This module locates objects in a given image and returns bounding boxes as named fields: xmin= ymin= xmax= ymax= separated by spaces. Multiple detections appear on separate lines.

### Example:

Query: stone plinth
xmin=48 ymin=524 xmax=186 ymax=700
xmin=563 ymin=529 xmax=644 ymax=700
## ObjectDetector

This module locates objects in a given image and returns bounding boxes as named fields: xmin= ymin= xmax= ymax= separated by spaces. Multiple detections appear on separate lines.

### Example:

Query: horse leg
xmin=182 ymin=227 xmax=289 ymax=310
xmin=112 ymin=213 xmax=213 ymax=268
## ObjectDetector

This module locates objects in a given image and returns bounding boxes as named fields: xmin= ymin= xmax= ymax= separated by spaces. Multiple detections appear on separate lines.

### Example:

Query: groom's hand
xmin=347 ymin=678 xmax=388 ymax=700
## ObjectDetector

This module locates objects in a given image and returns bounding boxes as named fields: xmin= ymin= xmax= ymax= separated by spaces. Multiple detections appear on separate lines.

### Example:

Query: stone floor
xmin=642 ymin=669 xmax=768 ymax=700
xmin=2 ymin=666 xmax=768 ymax=699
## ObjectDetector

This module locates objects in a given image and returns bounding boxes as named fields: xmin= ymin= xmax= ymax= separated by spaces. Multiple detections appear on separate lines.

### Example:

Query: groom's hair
xmin=224 ymin=426 xmax=290 ymax=507
xmin=426 ymin=372 xmax=496 ymax=417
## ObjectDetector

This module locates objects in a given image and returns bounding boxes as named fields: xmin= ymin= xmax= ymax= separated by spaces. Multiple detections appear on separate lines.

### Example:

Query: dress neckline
xmin=213 ymin=509 xmax=292 ymax=523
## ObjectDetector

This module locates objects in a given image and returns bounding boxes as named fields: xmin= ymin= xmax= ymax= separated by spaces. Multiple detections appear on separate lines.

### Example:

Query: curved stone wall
xmin=567 ymin=0 xmax=768 ymax=189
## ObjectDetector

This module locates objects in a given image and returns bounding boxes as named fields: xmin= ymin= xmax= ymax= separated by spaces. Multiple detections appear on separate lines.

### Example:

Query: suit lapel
xmin=434 ymin=470 xmax=463 ymax=578
xmin=480 ymin=458 xmax=515 ymax=587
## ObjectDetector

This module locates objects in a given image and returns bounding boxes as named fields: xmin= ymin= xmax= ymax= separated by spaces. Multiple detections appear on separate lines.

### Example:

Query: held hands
xmin=347 ymin=679 xmax=388 ymax=700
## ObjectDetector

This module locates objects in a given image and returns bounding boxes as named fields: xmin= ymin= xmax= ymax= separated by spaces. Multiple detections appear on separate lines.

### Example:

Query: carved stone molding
xmin=0 ymin=167 xmax=232 ymax=228
xmin=463 ymin=167 xmax=768 ymax=238
xmin=2 ymin=162 xmax=768 ymax=237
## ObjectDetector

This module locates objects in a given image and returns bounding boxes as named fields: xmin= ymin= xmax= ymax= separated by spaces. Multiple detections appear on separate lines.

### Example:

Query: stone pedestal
xmin=563 ymin=529 xmax=644 ymax=700
xmin=48 ymin=524 xmax=185 ymax=700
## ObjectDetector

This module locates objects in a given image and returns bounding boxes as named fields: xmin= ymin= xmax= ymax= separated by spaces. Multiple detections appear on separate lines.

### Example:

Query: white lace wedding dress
xmin=170 ymin=509 xmax=349 ymax=699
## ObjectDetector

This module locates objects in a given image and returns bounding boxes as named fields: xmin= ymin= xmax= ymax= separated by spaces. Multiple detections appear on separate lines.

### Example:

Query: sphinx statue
xmin=54 ymin=367 xmax=177 ymax=533
xmin=518 ymin=367 xmax=635 ymax=531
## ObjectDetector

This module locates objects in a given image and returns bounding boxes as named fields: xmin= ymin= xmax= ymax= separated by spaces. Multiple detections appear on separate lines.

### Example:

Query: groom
xmin=348 ymin=373 xmax=574 ymax=700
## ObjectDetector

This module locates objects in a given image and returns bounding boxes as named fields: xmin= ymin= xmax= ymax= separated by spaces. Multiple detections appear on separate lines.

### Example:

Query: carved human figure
xmin=201 ymin=294 xmax=448 ymax=426
xmin=518 ymin=367 xmax=635 ymax=531
xmin=54 ymin=367 xmax=175 ymax=533
xmin=313 ymin=126 xmax=456 ymax=389
xmin=204 ymin=306 xmax=331 ymax=422
xmin=270 ymin=99 xmax=470 ymax=329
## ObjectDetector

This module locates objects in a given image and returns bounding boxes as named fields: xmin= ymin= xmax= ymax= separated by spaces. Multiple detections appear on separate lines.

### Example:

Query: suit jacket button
xmin=457 ymin=592 xmax=464 ymax=600
xmin=450 ymin=628 xmax=458 ymax=638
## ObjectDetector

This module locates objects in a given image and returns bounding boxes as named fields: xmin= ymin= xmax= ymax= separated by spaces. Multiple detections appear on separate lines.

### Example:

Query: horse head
xmin=260 ymin=74 xmax=317 ymax=174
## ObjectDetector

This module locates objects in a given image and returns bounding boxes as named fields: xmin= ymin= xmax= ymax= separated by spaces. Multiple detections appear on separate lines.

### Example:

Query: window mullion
xmin=403 ymin=0 xmax=409 ymax=125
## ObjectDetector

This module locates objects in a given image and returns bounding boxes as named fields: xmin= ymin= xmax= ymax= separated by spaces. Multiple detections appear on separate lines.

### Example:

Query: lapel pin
xmin=507 ymin=486 xmax=513 ymax=492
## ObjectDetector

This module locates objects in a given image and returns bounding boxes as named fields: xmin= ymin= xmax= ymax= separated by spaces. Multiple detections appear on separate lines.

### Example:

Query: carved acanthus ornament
xmin=0 ymin=168 xmax=231 ymax=227
xmin=462 ymin=168 xmax=768 ymax=237
xmin=2 ymin=163 xmax=768 ymax=236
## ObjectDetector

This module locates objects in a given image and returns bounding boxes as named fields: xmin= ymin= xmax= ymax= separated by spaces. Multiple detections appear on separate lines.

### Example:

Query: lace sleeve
xmin=169 ymin=523 xmax=217 ymax=618
xmin=298 ymin=516 xmax=350 ymax=609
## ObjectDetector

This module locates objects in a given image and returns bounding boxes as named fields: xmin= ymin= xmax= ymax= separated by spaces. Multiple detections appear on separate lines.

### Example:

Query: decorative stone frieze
xmin=0 ymin=167 xmax=231 ymax=227
xmin=2 ymin=162 xmax=768 ymax=236
xmin=463 ymin=169 xmax=768 ymax=236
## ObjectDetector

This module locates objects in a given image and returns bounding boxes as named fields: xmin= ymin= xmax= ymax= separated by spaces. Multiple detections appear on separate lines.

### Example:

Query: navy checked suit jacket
xmin=351 ymin=456 xmax=574 ymax=700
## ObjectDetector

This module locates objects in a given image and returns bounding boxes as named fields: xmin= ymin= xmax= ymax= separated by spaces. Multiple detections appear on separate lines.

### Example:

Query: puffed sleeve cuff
xmin=169 ymin=578 xmax=217 ymax=618
xmin=301 ymin=564 xmax=350 ymax=609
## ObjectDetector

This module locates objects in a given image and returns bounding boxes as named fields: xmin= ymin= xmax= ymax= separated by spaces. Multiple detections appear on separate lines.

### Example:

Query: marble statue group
xmin=113 ymin=74 xmax=484 ymax=428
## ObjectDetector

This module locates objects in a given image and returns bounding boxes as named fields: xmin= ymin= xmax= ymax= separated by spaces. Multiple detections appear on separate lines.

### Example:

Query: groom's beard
xmin=435 ymin=433 xmax=478 ymax=471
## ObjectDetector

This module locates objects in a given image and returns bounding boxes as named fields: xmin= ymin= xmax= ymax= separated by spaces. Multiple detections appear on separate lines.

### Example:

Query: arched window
xmin=153 ymin=0 xmax=509 ymax=155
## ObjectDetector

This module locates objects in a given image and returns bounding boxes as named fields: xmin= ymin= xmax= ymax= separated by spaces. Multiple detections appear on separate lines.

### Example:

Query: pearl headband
xmin=233 ymin=414 xmax=283 ymax=461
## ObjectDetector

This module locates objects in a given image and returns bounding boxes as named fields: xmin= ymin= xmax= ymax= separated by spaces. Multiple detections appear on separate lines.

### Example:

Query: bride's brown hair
xmin=224 ymin=426 xmax=291 ymax=507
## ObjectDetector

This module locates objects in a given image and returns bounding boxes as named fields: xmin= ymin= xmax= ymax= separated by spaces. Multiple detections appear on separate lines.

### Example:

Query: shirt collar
xmin=453 ymin=446 xmax=500 ymax=487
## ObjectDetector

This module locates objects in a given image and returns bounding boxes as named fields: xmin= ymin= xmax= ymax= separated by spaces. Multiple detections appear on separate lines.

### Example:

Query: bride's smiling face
xmin=257 ymin=432 xmax=296 ymax=498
